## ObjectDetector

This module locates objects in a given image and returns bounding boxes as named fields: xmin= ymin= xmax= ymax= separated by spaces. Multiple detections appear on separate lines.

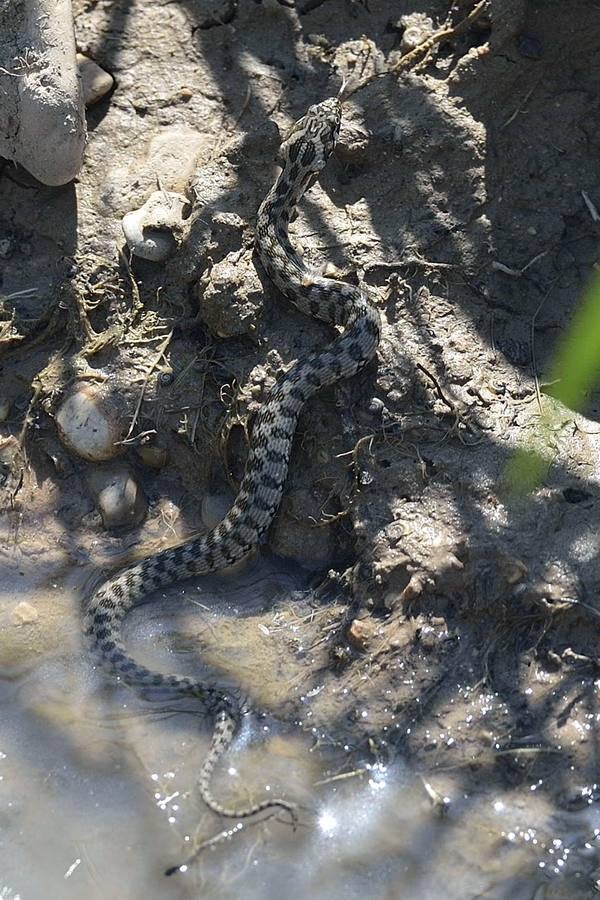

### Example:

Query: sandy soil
xmin=2 ymin=1 xmax=600 ymax=895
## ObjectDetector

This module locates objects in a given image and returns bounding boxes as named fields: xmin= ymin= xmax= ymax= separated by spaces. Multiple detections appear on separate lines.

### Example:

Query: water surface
xmin=0 ymin=550 xmax=598 ymax=900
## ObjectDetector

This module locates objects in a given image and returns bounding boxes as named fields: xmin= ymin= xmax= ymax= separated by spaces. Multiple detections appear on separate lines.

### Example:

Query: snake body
xmin=83 ymin=95 xmax=381 ymax=863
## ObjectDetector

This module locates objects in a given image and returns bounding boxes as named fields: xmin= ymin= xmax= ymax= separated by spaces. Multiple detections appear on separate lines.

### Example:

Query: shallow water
xmin=1 ymin=550 xmax=599 ymax=900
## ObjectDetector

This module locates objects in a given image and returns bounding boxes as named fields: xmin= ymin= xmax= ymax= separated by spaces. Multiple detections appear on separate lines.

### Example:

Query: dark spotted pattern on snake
xmin=83 ymin=94 xmax=381 ymax=869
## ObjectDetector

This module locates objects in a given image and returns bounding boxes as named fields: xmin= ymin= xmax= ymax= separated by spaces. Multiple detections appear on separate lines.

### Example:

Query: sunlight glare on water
xmin=318 ymin=810 xmax=338 ymax=837
xmin=2 ymin=554 xmax=600 ymax=899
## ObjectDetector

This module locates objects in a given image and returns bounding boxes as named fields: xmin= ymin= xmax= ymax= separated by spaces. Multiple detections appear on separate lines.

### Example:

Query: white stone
xmin=55 ymin=384 xmax=125 ymax=462
xmin=89 ymin=467 xmax=146 ymax=529
xmin=0 ymin=0 xmax=86 ymax=185
xmin=77 ymin=53 xmax=114 ymax=107
xmin=122 ymin=190 xmax=190 ymax=262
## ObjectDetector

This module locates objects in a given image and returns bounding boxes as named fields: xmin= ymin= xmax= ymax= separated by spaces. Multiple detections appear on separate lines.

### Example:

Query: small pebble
xmin=347 ymin=618 xmax=375 ymax=651
xmin=307 ymin=33 xmax=330 ymax=48
xmin=90 ymin=467 xmax=146 ymax=529
xmin=416 ymin=625 xmax=438 ymax=652
xmin=137 ymin=444 xmax=168 ymax=469
xmin=77 ymin=53 xmax=114 ymax=106
xmin=122 ymin=190 xmax=190 ymax=262
xmin=368 ymin=397 xmax=385 ymax=415
xmin=13 ymin=601 xmax=39 ymax=626
xmin=56 ymin=384 xmax=126 ymax=462
xmin=397 ymin=13 xmax=434 ymax=53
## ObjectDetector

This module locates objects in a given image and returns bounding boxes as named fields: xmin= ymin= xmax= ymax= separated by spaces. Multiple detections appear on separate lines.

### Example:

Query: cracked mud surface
xmin=2 ymin=1 xmax=600 ymax=897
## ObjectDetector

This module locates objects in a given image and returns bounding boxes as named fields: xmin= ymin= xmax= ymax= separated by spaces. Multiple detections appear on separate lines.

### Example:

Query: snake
xmin=83 ymin=92 xmax=381 ymax=873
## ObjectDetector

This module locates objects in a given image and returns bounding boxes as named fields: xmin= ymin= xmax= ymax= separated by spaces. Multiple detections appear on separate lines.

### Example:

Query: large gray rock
xmin=0 ymin=0 xmax=86 ymax=185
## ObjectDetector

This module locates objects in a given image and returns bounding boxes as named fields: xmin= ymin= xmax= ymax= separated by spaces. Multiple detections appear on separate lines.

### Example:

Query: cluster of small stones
xmin=55 ymin=383 xmax=146 ymax=530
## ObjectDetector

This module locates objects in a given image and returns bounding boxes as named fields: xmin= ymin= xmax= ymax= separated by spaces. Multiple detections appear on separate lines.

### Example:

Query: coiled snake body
xmin=83 ymin=95 xmax=381 ymax=868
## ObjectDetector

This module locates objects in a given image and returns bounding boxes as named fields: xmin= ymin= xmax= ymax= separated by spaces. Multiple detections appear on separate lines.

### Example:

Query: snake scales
xmin=83 ymin=94 xmax=381 ymax=870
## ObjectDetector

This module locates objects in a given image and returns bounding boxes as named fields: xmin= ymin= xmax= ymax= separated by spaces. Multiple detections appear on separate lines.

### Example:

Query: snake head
xmin=280 ymin=97 xmax=342 ymax=174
